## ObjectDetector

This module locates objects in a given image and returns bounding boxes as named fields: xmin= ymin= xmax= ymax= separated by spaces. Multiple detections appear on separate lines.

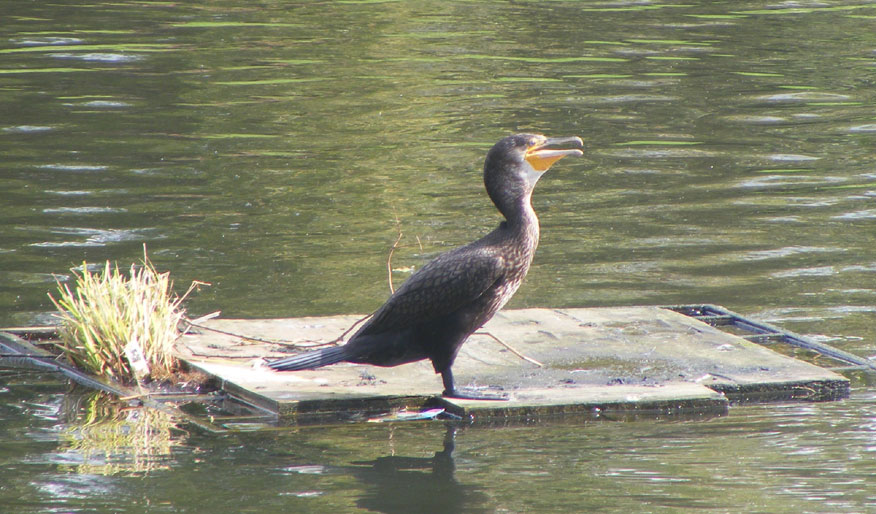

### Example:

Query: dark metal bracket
xmin=667 ymin=304 xmax=876 ymax=372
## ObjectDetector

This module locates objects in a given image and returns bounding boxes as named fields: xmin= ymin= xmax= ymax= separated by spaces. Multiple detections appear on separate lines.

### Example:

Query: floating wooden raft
xmin=176 ymin=305 xmax=855 ymax=425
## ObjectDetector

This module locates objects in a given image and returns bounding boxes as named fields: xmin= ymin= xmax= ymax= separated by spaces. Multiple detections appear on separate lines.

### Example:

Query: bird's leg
xmin=441 ymin=368 xmax=456 ymax=397
xmin=441 ymin=367 xmax=508 ymax=401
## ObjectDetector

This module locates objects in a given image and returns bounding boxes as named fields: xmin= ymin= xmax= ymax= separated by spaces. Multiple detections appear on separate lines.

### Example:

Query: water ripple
xmin=736 ymin=174 xmax=842 ymax=188
xmin=832 ymin=209 xmax=876 ymax=220
xmin=723 ymin=115 xmax=789 ymax=124
xmin=3 ymin=125 xmax=55 ymax=133
xmin=757 ymin=91 xmax=852 ymax=103
xmin=29 ymin=227 xmax=153 ymax=248
xmin=592 ymin=94 xmax=678 ymax=104
xmin=11 ymin=37 xmax=84 ymax=46
xmin=772 ymin=266 xmax=837 ymax=278
xmin=743 ymin=246 xmax=845 ymax=261
xmin=848 ymin=124 xmax=876 ymax=133
xmin=45 ymin=190 xmax=92 ymax=196
xmin=49 ymin=53 xmax=144 ymax=63
xmin=605 ymin=147 xmax=719 ymax=159
xmin=767 ymin=154 xmax=820 ymax=162
xmin=42 ymin=207 xmax=128 ymax=214
xmin=36 ymin=164 xmax=108 ymax=172
xmin=79 ymin=100 xmax=132 ymax=108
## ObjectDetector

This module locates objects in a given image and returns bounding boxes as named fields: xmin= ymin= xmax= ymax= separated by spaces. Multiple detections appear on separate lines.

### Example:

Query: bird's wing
xmin=356 ymin=246 xmax=505 ymax=336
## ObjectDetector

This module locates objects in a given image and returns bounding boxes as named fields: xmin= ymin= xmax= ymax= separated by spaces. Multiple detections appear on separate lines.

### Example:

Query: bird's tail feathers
xmin=267 ymin=345 xmax=349 ymax=371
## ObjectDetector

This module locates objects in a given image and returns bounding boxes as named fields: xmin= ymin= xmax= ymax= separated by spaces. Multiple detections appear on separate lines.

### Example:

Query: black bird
xmin=268 ymin=134 xmax=583 ymax=399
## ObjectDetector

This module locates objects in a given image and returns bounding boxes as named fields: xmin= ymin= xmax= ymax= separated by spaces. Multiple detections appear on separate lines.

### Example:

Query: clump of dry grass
xmin=48 ymin=249 xmax=202 ymax=383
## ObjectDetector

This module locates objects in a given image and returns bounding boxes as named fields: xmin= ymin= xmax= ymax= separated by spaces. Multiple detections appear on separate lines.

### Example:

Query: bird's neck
xmin=500 ymin=192 xmax=540 ymax=249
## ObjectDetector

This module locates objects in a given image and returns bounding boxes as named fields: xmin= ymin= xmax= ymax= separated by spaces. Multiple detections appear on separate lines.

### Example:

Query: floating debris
xmin=367 ymin=408 xmax=461 ymax=423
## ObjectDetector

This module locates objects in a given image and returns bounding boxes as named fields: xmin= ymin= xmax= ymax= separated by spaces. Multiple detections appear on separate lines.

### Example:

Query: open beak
xmin=524 ymin=136 xmax=584 ymax=172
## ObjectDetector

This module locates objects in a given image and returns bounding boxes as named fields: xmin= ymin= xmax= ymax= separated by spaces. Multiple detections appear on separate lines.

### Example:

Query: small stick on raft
xmin=182 ymin=310 xmax=375 ymax=352
xmin=475 ymin=331 xmax=544 ymax=367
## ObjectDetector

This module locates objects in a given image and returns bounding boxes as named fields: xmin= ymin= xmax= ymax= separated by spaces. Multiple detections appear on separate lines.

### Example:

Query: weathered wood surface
xmin=176 ymin=306 xmax=849 ymax=424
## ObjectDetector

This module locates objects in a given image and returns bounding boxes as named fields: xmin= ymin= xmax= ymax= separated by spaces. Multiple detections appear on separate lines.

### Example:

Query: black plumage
xmin=268 ymin=134 xmax=583 ymax=398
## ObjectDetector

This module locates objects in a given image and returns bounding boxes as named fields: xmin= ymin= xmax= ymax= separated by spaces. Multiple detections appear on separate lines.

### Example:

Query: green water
xmin=2 ymin=0 xmax=875 ymax=511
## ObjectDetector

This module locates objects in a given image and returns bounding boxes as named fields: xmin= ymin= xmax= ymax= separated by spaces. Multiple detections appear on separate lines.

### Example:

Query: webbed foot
xmin=441 ymin=368 xmax=509 ymax=401
xmin=442 ymin=388 xmax=509 ymax=401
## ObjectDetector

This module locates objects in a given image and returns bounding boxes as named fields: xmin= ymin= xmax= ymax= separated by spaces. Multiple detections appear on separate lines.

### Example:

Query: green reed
xmin=48 ymin=250 xmax=201 ymax=383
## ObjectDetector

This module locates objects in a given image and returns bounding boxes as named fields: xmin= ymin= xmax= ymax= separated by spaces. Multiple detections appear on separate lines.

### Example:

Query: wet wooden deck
xmin=176 ymin=306 xmax=850 ymax=425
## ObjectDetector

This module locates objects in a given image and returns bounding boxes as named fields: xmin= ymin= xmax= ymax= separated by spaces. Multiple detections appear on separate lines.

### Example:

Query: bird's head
xmin=484 ymin=133 xmax=583 ymax=203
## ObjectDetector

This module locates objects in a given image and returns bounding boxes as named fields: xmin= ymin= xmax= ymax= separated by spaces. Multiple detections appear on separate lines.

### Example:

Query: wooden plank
xmin=176 ymin=306 xmax=850 ymax=424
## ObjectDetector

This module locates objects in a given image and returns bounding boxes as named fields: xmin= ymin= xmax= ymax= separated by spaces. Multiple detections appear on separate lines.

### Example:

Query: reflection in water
xmin=58 ymin=389 xmax=182 ymax=476
xmin=3 ymin=373 xmax=876 ymax=511
xmin=349 ymin=425 xmax=487 ymax=513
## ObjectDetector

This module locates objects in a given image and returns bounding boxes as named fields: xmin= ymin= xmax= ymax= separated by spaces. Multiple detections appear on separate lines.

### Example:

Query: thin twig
xmin=186 ymin=350 xmax=267 ymax=359
xmin=189 ymin=311 xmax=221 ymax=325
xmin=1 ymin=353 xmax=60 ymax=359
xmin=181 ymin=318 xmax=338 ymax=349
xmin=387 ymin=230 xmax=403 ymax=295
xmin=386 ymin=208 xmax=406 ymax=294
xmin=181 ymin=313 xmax=373 ymax=350
xmin=475 ymin=331 xmax=544 ymax=367
xmin=180 ymin=311 xmax=221 ymax=336
xmin=332 ymin=313 xmax=371 ymax=343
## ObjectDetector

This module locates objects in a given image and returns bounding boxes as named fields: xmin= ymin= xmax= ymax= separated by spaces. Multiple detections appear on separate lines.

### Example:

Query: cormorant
xmin=268 ymin=134 xmax=583 ymax=399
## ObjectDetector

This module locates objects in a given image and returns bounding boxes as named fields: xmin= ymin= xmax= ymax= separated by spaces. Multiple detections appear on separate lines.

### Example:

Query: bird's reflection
xmin=349 ymin=424 xmax=488 ymax=513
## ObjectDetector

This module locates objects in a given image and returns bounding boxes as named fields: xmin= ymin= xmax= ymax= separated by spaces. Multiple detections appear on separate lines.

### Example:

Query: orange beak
xmin=524 ymin=136 xmax=584 ymax=172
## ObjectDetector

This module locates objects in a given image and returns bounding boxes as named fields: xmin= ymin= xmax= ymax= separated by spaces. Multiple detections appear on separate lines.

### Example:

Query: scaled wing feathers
xmin=356 ymin=247 xmax=504 ymax=336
